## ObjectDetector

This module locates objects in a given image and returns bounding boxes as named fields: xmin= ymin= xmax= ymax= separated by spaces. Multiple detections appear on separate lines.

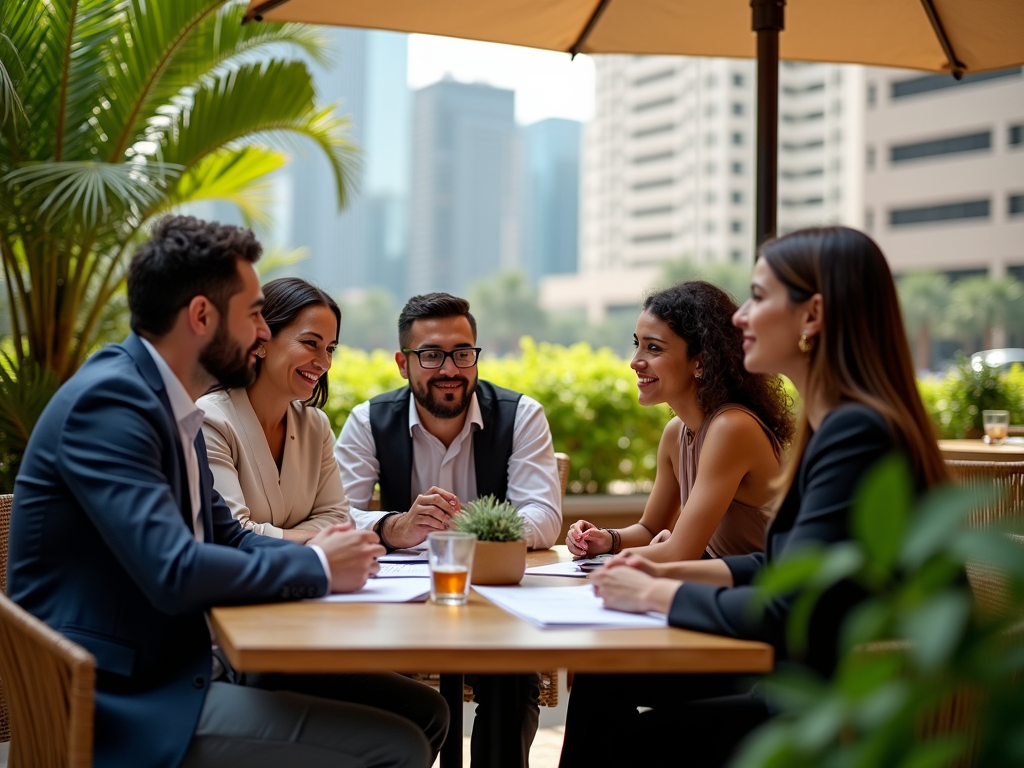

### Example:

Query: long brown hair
xmin=762 ymin=227 xmax=948 ymax=495
xmin=644 ymin=281 xmax=793 ymax=445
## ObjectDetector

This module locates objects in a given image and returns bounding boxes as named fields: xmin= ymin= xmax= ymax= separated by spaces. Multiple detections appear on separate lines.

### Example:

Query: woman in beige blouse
xmin=199 ymin=277 xmax=449 ymax=758
xmin=200 ymin=277 xmax=350 ymax=540
xmin=566 ymin=281 xmax=793 ymax=562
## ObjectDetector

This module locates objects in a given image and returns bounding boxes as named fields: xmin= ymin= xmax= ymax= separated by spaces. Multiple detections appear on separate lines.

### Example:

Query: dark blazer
xmin=668 ymin=404 xmax=898 ymax=676
xmin=8 ymin=334 xmax=328 ymax=768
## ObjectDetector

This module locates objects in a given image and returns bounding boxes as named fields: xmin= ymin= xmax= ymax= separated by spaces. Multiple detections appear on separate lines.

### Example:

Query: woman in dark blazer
xmin=559 ymin=227 xmax=949 ymax=768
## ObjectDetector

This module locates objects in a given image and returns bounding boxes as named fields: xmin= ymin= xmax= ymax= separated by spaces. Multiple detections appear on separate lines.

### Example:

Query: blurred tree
xmin=336 ymin=289 xmax=400 ymax=352
xmin=469 ymin=271 xmax=547 ymax=355
xmin=658 ymin=256 xmax=751 ymax=304
xmin=897 ymin=271 xmax=951 ymax=371
xmin=949 ymin=277 xmax=1023 ymax=351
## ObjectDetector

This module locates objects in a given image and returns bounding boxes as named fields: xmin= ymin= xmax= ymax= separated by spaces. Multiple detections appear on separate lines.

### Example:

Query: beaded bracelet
xmin=601 ymin=527 xmax=621 ymax=555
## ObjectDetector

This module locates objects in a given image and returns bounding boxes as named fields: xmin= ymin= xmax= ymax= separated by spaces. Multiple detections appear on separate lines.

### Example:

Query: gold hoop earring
xmin=798 ymin=333 xmax=814 ymax=354
xmin=255 ymin=345 xmax=267 ymax=359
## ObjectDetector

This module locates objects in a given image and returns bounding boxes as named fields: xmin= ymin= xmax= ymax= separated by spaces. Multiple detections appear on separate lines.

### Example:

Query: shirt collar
xmin=139 ymin=337 xmax=205 ymax=439
xmin=407 ymin=387 xmax=484 ymax=437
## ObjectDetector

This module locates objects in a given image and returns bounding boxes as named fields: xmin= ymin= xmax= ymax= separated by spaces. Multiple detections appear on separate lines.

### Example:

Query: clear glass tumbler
xmin=982 ymin=409 xmax=1010 ymax=445
xmin=427 ymin=531 xmax=476 ymax=605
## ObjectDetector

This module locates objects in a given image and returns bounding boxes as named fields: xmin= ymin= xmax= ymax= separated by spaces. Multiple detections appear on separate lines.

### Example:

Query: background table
xmin=939 ymin=439 xmax=1024 ymax=463
xmin=211 ymin=548 xmax=773 ymax=767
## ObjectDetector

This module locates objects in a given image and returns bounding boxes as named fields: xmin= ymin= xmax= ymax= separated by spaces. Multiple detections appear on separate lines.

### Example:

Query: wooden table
xmin=211 ymin=548 xmax=773 ymax=768
xmin=939 ymin=439 xmax=1024 ymax=463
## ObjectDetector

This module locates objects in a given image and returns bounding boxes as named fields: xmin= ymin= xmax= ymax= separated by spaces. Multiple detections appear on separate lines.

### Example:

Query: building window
xmin=890 ymin=131 xmax=991 ymax=163
xmin=731 ymin=191 xmax=743 ymax=204
xmin=705 ymin=103 xmax=717 ymax=117
xmin=781 ymin=111 xmax=825 ymax=123
xmin=780 ymin=196 xmax=824 ymax=207
xmin=867 ymin=83 xmax=877 ymax=106
xmin=705 ymin=133 xmax=716 ymax=146
xmin=632 ymin=205 xmax=674 ymax=217
xmin=705 ymin=220 xmax=715 ymax=233
xmin=731 ymin=161 xmax=743 ymax=175
xmin=730 ymin=220 xmax=742 ymax=233
xmin=1010 ymin=125 xmax=1023 ymax=146
xmin=705 ymin=162 xmax=716 ymax=175
xmin=1009 ymin=194 xmax=1024 ymax=216
xmin=733 ymin=73 xmax=744 ymax=87
xmin=705 ymin=191 xmax=716 ymax=204
xmin=865 ymin=209 xmax=874 ymax=231
xmin=891 ymin=67 xmax=1022 ymax=98
xmin=632 ymin=178 xmax=674 ymax=191
xmin=633 ymin=123 xmax=675 ymax=139
xmin=632 ymin=150 xmax=675 ymax=165
xmin=731 ymin=249 xmax=744 ymax=263
xmin=633 ymin=96 xmax=676 ymax=113
xmin=866 ymin=146 xmax=876 ymax=170
xmin=782 ymin=139 xmax=825 ymax=151
xmin=889 ymin=199 xmax=990 ymax=227
xmin=631 ymin=232 xmax=673 ymax=244
xmin=732 ymin=132 xmax=743 ymax=145
xmin=732 ymin=102 xmax=744 ymax=116
xmin=633 ymin=69 xmax=675 ymax=87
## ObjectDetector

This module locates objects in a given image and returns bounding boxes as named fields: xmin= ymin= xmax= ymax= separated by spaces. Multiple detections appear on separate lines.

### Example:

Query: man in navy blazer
xmin=8 ymin=217 xmax=435 ymax=768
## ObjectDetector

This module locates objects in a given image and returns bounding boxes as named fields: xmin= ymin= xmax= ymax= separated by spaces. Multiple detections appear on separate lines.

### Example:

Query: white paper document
xmin=524 ymin=561 xmax=589 ymax=579
xmin=311 ymin=578 xmax=430 ymax=603
xmin=473 ymin=585 xmax=667 ymax=629
xmin=375 ymin=563 xmax=431 ymax=578
xmin=378 ymin=549 xmax=429 ymax=563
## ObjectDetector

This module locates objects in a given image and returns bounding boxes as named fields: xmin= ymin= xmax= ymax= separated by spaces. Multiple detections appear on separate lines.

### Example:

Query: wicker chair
xmin=1 ymin=493 xmax=12 ymax=743
xmin=0 ymin=590 xmax=96 ymax=768
xmin=944 ymin=460 xmax=1024 ymax=530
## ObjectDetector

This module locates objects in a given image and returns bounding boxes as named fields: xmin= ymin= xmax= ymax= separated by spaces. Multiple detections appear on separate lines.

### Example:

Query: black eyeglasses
xmin=402 ymin=347 xmax=481 ymax=369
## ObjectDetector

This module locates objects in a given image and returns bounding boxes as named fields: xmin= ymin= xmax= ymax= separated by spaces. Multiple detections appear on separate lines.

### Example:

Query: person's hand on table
xmin=566 ymin=519 xmax=612 ymax=557
xmin=382 ymin=487 xmax=461 ymax=548
xmin=591 ymin=563 xmax=680 ymax=615
xmin=310 ymin=523 xmax=386 ymax=593
xmin=605 ymin=550 xmax=664 ymax=578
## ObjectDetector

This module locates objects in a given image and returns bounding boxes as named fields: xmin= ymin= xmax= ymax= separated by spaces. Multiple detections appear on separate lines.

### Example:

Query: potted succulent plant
xmin=456 ymin=495 xmax=528 ymax=585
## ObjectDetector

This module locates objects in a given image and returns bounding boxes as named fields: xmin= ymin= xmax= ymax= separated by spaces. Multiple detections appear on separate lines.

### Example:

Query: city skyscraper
xmin=522 ymin=118 xmax=581 ymax=283
xmin=407 ymin=79 xmax=519 ymax=296
xmin=283 ymin=28 xmax=410 ymax=296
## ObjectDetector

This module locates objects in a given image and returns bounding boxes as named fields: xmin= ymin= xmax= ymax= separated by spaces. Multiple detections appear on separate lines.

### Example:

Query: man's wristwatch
xmin=374 ymin=512 xmax=403 ymax=552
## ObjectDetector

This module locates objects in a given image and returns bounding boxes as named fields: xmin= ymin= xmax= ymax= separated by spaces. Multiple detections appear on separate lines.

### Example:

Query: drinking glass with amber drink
xmin=983 ymin=410 xmax=1010 ymax=445
xmin=427 ymin=531 xmax=476 ymax=605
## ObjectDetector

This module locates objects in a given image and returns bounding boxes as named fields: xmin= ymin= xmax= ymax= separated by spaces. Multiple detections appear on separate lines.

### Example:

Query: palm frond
xmin=3 ymin=160 xmax=181 ymax=227
xmin=0 ymin=352 xmax=59 ymax=448
xmin=256 ymin=245 xmax=310 ymax=278
xmin=0 ymin=33 xmax=26 ymax=128
xmin=155 ymin=60 xmax=359 ymax=209
xmin=159 ymin=145 xmax=286 ymax=230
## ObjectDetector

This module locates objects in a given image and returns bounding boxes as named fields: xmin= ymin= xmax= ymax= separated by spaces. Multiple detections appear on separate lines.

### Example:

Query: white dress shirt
xmin=140 ymin=338 xmax=205 ymax=542
xmin=335 ymin=389 xmax=562 ymax=549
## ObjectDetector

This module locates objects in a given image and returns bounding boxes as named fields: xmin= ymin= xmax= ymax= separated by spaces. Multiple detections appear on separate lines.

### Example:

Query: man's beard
xmin=200 ymin=322 xmax=258 ymax=389
xmin=411 ymin=375 xmax=476 ymax=420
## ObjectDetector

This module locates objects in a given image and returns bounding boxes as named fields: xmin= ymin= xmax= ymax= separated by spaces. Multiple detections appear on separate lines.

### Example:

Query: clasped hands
xmin=590 ymin=551 xmax=677 ymax=616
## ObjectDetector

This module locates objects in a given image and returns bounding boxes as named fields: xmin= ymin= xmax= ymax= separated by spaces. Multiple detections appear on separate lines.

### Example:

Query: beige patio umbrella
xmin=243 ymin=0 xmax=1024 ymax=246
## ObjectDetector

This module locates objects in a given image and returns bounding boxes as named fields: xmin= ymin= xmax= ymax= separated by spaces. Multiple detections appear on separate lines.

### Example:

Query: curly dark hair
xmin=398 ymin=292 xmax=477 ymax=349
xmin=128 ymin=215 xmax=262 ymax=337
xmin=643 ymin=280 xmax=793 ymax=444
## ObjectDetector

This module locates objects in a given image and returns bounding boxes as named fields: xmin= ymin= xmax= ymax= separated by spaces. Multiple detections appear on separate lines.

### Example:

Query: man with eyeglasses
xmin=335 ymin=292 xmax=561 ymax=768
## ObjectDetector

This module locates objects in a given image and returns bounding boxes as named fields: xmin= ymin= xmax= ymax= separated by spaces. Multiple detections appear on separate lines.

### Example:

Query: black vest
xmin=368 ymin=380 xmax=522 ymax=511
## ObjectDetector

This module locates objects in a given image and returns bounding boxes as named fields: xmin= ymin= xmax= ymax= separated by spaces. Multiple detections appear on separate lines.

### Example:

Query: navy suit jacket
xmin=8 ymin=334 xmax=329 ymax=768
xmin=668 ymin=404 xmax=899 ymax=677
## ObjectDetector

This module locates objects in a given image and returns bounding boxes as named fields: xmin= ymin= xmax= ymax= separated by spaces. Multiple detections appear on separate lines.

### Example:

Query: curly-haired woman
xmin=566 ymin=280 xmax=793 ymax=562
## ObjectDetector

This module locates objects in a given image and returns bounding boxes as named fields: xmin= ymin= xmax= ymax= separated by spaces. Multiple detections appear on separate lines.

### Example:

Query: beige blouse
xmin=199 ymin=389 xmax=351 ymax=538
xmin=677 ymin=403 xmax=781 ymax=559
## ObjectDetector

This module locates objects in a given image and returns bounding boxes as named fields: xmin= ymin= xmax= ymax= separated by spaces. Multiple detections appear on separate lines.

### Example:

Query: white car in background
xmin=970 ymin=348 xmax=1024 ymax=372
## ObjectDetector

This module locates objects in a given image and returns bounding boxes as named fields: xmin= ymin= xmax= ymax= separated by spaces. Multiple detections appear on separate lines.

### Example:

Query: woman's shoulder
xmin=198 ymin=390 xmax=235 ymax=425
xmin=288 ymin=400 xmax=336 ymax=438
xmin=809 ymin=403 xmax=895 ymax=458
xmin=704 ymin=403 xmax=769 ymax=441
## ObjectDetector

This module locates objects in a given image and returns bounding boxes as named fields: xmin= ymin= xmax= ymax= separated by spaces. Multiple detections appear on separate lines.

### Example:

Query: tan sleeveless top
xmin=677 ymin=403 xmax=781 ymax=559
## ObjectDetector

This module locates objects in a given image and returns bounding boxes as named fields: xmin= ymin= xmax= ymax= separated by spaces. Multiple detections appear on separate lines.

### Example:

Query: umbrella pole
xmin=751 ymin=0 xmax=785 ymax=252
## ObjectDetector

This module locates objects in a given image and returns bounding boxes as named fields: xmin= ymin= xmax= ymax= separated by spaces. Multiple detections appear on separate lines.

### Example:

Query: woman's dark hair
xmin=257 ymin=277 xmax=341 ymax=409
xmin=760 ymin=226 xmax=947 ymax=492
xmin=643 ymin=280 xmax=794 ymax=445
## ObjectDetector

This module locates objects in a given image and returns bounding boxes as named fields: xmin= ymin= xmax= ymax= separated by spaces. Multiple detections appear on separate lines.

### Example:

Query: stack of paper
xmin=473 ymin=585 xmax=667 ymax=629
xmin=311 ymin=578 xmax=431 ymax=603
xmin=524 ymin=561 xmax=589 ymax=578
xmin=376 ymin=563 xmax=431 ymax=578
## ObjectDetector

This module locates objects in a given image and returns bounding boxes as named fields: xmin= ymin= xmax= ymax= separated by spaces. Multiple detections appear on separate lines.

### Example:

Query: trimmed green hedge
xmin=323 ymin=341 xmax=1024 ymax=494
